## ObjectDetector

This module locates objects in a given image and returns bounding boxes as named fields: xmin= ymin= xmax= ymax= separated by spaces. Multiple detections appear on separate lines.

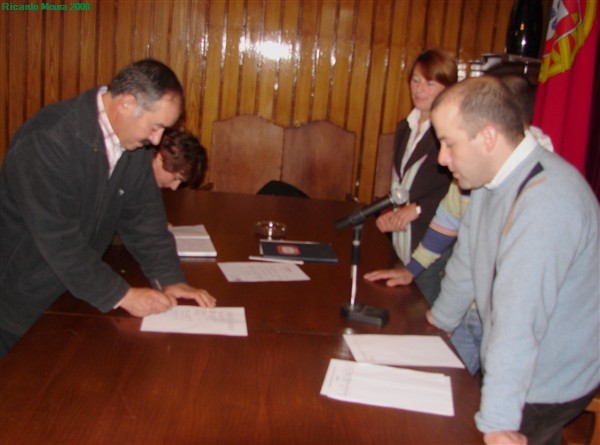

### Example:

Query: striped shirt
xmin=96 ymin=86 xmax=125 ymax=176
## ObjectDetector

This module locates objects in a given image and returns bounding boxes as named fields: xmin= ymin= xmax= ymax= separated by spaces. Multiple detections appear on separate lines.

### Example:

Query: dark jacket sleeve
xmin=392 ymin=122 xmax=452 ymax=252
xmin=116 ymin=150 xmax=186 ymax=288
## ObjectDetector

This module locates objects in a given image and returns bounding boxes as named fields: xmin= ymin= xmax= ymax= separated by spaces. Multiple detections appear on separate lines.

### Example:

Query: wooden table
xmin=0 ymin=191 xmax=481 ymax=444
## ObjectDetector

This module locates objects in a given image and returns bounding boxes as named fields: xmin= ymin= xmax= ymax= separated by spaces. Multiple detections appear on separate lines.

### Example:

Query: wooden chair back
xmin=282 ymin=121 xmax=355 ymax=201
xmin=210 ymin=116 xmax=284 ymax=194
xmin=373 ymin=133 xmax=395 ymax=199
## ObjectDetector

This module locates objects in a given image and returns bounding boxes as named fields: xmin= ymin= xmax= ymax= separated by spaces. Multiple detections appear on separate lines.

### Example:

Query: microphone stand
xmin=340 ymin=224 xmax=389 ymax=325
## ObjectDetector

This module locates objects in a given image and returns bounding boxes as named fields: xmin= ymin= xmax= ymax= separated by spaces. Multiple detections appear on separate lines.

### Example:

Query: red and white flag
xmin=533 ymin=0 xmax=598 ymax=174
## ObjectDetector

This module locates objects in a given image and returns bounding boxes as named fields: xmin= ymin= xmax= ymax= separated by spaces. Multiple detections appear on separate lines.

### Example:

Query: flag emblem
xmin=539 ymin=0 xmax=597 ymax=82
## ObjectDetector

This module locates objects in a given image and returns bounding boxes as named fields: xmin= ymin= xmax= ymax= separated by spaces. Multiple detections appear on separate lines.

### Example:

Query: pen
xmin=248 ymin=255 xmax=304 ymax=265
xmin=154 ymin=279 xmax=176 ymax=309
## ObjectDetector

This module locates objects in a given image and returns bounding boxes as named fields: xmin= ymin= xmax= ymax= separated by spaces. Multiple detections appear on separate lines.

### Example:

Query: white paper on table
xmin=169 ymin=224 xmax=210 ymax=238
xmin=320 ymin=358 xmax=454 ymax=416
xmin=343 ymin=334 xmax=464 ymax=369
xmin=218 ymin=262 xmax=310 ymax=282
xmin=169 ymin=224 xmax=217 ymax=257
xmin=141 ymin=306 xmax=248 ymax=337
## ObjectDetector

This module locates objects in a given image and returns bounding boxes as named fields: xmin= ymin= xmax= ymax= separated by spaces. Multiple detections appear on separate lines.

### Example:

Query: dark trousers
xmin=0 ymin=328 xmax=21 ymax=358
xmin=519 ymin=386 xmax=598 ymax=445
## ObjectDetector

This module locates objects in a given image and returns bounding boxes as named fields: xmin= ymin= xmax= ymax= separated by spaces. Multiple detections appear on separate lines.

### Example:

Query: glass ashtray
xmin=254 ymin=220 xmax=286 ymax=239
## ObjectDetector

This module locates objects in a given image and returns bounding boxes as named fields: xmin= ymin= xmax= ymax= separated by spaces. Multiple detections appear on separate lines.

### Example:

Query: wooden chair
xmin=587 ymin=392 xmax=600 ymax=445
xmin=562 ymin=389 xmax=600 ymax=445
xmin=372 ymin=133 xmax=395 ymax=199
xmin=586 ymin=392 xmax=600 ymax=445
xmin=210 ymin=115 xmax=284 ymax=194
xmin=282 ymin=121 xmax=355 ymax=201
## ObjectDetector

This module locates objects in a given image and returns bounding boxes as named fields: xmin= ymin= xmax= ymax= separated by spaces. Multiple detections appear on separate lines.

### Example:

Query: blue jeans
xmin=450 ymin=305 xmax=482 ymax=375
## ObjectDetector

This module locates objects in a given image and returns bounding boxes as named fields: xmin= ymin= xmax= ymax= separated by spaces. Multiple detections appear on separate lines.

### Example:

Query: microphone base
xmin=341 ymin=303 xmax=389 ymax=326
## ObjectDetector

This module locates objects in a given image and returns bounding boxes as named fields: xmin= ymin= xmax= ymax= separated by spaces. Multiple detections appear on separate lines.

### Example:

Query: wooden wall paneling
xmin=150 ymin=1 xmax=171 ymax=64
xmin=477 ymin=0 xmax=500 ymax=57
xmin=79 ymin=7 xmax=98 ymax=92
xmin=0 ymin=11 xmax=8 ymax=161
xmin=358 ymin=0 xmax=394 ymax=202
xmin=221 ymin=0 xmax=244 ymax=119
xmin=97 ymin=1 xmax=116 ymax=86
xmin=381 ymin=1 xmax=410 ymax=134
xmin=424 ymin=0 xmax=446 ymax=49
xmin=62 ymin=12 xmax=82 ymax=100
xmin=0 ymin=0 xmax=538 ymax=198
xmin=346 ymin=0 xmax=373 ymax=198
xmin=185 ymin=1 xmax=208 ymax=143
xmin=115 ymin=1 xmax=135 ymax=69
xmin=401 ymin=1 xmax=426 ymax=123
xmin=26 ymin=13 xmax=43 ymax=119
xmin=170 ymin=1 xmax=190 ymax=88
xmin=494 ymin=0 xmax=514 ymax=53
xmin=202 ymin=0 xmax=226 ymax=163
xmin=294 ymin=0 xmax=319 ymax=125
xmin=257 ymin=0 xmax=281 ymax=122
xmin=275 ymin=0 xmax=300 ymax=127
xmin=442 ymin=0 xmax=464 ymax=55
xmin=311 ymin=0 xmax=336 ymax=122
xmin=7 ymin=12 xmax=27 ymax=147
xmin=330 ymin=0 xmax=355 ymax=129
xmin=43 ymin=11 xmax=61 ymax=105
xmin=133 ymin=1 xmax=153 ymax=59
xmin=346 ymin=0 xmax=373 ymax=132
xmin=239 ymin=0 xmax=262 ymax=117
xmin=459 ymin=0 xmax=482 ymax=62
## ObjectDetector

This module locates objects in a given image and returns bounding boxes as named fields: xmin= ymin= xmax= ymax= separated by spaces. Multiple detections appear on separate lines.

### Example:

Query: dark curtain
xmin=585 ymin=28 xmax=600 ymax=203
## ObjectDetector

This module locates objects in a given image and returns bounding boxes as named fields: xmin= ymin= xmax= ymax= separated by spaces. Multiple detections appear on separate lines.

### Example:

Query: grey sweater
xmin=431 ymin=136 xmax=600 ymax=433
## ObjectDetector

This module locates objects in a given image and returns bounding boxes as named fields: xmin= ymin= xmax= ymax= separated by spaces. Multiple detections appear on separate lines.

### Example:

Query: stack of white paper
xmin=320 ymin=358 xmax=454 ymax=416
xmin=169 ymin=224 xmax=217 ymax=257
xmin=343 ymin=334 xmax=464 ymax=368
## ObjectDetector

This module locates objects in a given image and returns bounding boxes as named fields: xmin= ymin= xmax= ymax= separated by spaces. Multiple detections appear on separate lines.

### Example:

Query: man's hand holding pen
xmin=162 ymin=282 xmax=217 ymax=308
xmin=119 ymin=283 xmax=216 ymax=317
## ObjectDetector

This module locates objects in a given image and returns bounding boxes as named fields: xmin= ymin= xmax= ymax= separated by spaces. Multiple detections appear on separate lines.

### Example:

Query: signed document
xmin=141 ymin=306 xmax=248 ymax=337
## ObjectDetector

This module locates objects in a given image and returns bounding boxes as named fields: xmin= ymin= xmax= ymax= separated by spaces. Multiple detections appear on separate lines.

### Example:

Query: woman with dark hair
xmin=151 ymin=129 xmax=207 ymax=190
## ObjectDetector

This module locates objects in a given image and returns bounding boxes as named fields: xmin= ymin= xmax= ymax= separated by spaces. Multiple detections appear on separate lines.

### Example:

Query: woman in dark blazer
xmin=376 ymin=49 xmax=457 ymax=264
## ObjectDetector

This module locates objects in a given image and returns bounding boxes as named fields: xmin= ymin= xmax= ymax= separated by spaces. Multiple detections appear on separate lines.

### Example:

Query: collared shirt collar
xmin=485 ymin=132 xmax=537 ymax=190
xmin=398 ymin=108 xmax=431 ymax=176
xmin=406 ymin=108 xmax=431 ymax=134
xmin=97 ymin=86 xmax=125 ymax=177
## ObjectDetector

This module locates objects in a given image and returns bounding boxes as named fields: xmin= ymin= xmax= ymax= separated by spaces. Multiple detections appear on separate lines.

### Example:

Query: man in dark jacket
xmin=0 ymin=59 xmax=216 ymax=357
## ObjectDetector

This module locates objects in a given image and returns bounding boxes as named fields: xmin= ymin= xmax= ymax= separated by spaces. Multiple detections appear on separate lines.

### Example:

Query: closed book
xmin=169 ymin=224 xmax=217 ymax=257
xmin=259 ymin=240 xmax=338 ymax=263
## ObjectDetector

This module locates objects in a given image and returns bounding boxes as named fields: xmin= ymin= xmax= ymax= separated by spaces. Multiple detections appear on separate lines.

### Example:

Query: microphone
xmin=335 ymin=185 xmax=409 ymax=229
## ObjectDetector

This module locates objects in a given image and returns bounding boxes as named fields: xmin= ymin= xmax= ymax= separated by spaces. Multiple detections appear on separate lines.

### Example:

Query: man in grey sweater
xmin=0 ymin=59 xmax=216 ymax=357
xmin=427 ymin=76 xmax=599 ymax=445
